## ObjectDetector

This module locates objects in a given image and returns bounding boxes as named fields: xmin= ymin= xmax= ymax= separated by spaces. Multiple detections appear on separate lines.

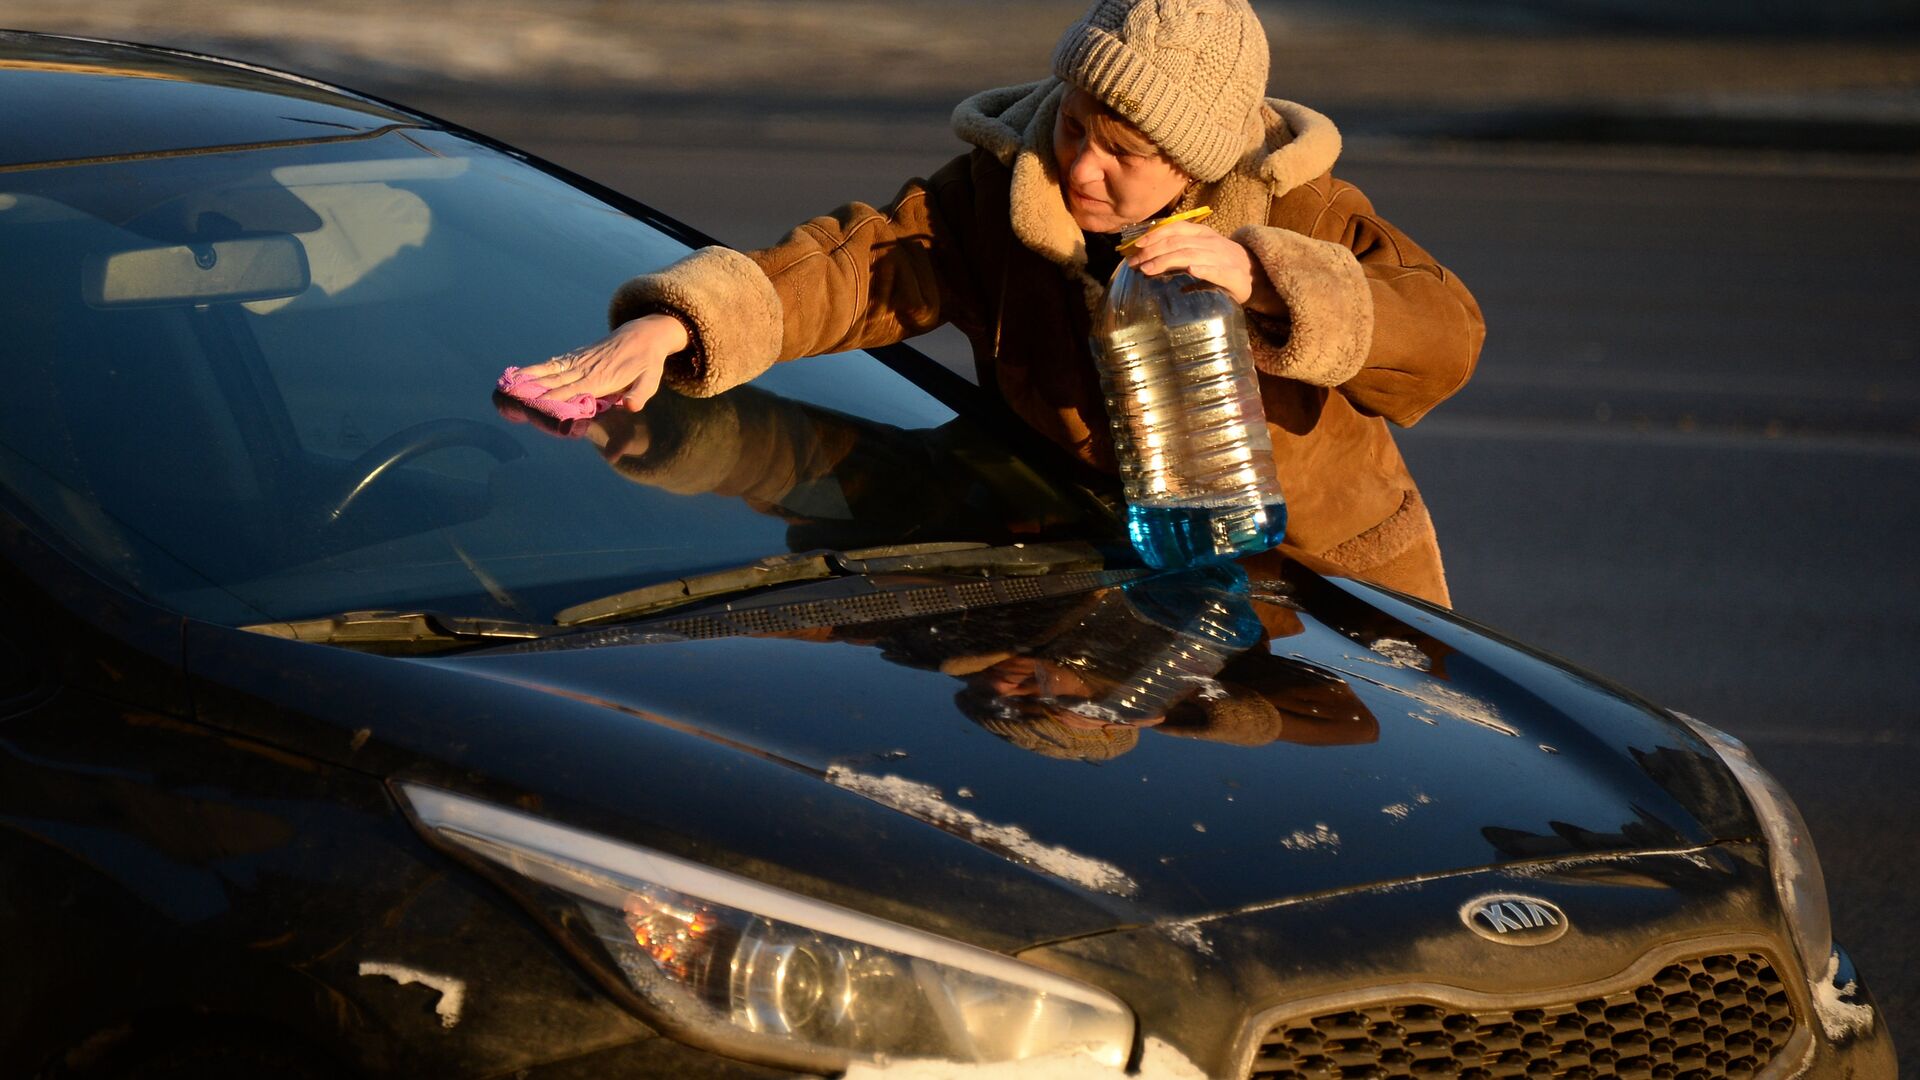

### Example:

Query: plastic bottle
xmin=1091 ymin=207 xmax=1287 ymax=569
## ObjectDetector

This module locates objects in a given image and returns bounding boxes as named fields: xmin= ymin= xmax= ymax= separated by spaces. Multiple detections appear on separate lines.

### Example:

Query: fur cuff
xmin=607 ymin=246 xmax=783 ymax=398
xmin=1233 ymin=225 xmax=1373 ymax=386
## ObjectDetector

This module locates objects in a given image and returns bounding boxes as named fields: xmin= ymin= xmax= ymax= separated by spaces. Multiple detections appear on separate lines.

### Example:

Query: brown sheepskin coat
xmin=609 ymin=80 xmax=1485 ymax=606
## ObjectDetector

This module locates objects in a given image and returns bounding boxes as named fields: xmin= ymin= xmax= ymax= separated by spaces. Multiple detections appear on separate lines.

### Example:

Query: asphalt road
xmin=406 ymin=87 xmax=1919 ymax=1055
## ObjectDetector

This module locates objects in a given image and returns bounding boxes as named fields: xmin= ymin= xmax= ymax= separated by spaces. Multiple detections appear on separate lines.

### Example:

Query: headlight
xmin=398 ymin=783 xmax=1134 ymax=1072
xmin=1672 ymin=712 xmax=1833 ymax=973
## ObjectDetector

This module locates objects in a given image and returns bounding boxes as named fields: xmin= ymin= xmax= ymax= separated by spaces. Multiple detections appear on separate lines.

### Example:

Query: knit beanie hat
xmin=956 ymin=683 xmax=1142 ymax=762
xmin=1051 ymin=0 xmax=1270 ymax=183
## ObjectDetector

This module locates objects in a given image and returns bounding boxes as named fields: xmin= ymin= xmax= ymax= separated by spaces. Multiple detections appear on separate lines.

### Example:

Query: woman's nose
xmin=1067 ymin=144 xmax=1106 ymax=185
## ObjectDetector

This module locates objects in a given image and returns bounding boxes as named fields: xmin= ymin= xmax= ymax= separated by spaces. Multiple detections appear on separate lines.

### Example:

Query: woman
xmin=513 ymin=0 xmax=1485 ymax=605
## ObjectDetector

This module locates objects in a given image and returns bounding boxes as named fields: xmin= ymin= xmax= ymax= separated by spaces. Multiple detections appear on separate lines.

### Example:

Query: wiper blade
xmin=242 ymin=610 xmax=550 ymax=650
xmin=837 ymin=540 xmax=1106 ymax=577
xmin=245 ymin=543 xmax=1117 ymax=653
xmin=554 ymin=541 xmax=1110 ymax=627
xmin=489 ymin=550 xmax=1140 ymax=656
xmin=554 ymin=550 xmax=841 ymax=626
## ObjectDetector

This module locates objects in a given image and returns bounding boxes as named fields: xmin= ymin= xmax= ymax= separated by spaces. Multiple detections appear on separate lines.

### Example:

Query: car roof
xmin=0 ymin=30 xmax=425 ymax=171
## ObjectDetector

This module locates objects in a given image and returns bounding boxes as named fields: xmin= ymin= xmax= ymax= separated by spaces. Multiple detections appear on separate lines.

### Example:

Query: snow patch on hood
xmin=1161 ymin=920 xmax=1217 ymax=957
xmin=1499 ymin=848 xmax=1719 ymax=879
xmin=1356 ymin=638 xmax=1432 ymax=672
xmin=358 ymin=961 xmax=465 ymax=1028
xmin=1055 ymin=699 xmax=1140 ymax=726
xmin=842 ymin=1037 xmax=1208 ymax=1080
xmin=1381 ymin=790 xmax=1435 ymax=822
xmin=1301 ymin=655 xmax=1516 ymax=737
xmin=1404 ymin=683 xmax=1516 ymax=736
xmin=826 ymin=766 xmax=1137 ymax=897
xmin=1812 ymin=952 xmax=1877 ymax=1042
xmin=1281 ymin=823 xmax=1341 ymax=852
xmin=1188 ymin=674 xmax=1231 ymax=701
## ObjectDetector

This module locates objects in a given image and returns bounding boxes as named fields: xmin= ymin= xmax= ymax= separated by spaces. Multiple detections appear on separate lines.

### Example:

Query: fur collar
xmin=951 ymin=77 xmax=1342 ymax=285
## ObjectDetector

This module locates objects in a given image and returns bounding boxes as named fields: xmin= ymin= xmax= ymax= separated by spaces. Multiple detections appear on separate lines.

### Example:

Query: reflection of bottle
xmin=1092 ymin=209 xmax=1287 ymax=569
xmin=1039 ymin=563 xmax=1263 ymax=725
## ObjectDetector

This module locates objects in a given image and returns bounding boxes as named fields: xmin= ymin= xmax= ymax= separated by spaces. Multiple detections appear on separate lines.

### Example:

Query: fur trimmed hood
xmin=950 ymin=78 xmax=1343 ymax=276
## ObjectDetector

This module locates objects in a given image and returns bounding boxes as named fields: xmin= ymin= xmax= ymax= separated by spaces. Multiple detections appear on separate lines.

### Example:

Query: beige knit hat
xmin=1051 ymin=0 xmax=1270 ymax=183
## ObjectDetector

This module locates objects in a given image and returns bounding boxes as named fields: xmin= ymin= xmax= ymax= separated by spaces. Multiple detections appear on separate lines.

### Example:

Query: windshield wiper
xmin=242 ymin=610 xmax=551 ymax=652
xmin=553 ymin=541 xmax=1110 ymax=627
xmin=241 ymin=542 xmax=1115 ymax=653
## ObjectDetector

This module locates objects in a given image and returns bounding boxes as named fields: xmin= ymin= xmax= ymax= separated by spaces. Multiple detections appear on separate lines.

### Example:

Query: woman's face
xmin=1052 ymin=87 xmax=1190 ymax=233
xmin=976 ymin=655 xmax=1163 ymax=730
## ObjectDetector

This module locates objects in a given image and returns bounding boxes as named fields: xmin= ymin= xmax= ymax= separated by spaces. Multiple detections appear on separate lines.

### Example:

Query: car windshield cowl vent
xmin=553 ymin=542 xmax=1113 ymax=627
xmin=485 ymin=566 xmax=1147 ymax=654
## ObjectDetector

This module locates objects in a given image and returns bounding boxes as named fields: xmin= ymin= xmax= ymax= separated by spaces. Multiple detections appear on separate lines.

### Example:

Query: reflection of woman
xmin=915 ymin=580 xmax=1380 ymax=763
xmin=512 ymin=0 xmax=1484 ymax=607
xmin=1160 ymin=627 xmax=1380 ymax=748
xmin=505 ymin=391 xmax=1391 ymax=762
xmin=509 ymin=384 xmax=1090 ymax=552
xmin=951 ymin=656 xmax=1147 ymax=764
xmin=949 ymin=651 xmax=1379 ymax=763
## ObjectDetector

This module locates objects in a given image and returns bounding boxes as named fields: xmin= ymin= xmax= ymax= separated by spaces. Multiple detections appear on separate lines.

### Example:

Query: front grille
xmin=1249 ymin=952 xmax=1797 ymax=1080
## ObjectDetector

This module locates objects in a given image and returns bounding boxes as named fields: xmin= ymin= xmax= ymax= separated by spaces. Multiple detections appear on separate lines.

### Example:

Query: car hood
xmin=416 ymin=561 xmax=1752 ymax=923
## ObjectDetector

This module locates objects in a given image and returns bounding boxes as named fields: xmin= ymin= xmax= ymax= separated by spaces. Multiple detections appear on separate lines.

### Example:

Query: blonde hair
xmin=1084 ymin=100 xmax=1164 ymax=159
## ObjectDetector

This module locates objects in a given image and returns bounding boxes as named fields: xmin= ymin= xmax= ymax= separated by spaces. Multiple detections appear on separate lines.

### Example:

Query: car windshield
xmin=0 ymin=127 xmax=1117 ymax=626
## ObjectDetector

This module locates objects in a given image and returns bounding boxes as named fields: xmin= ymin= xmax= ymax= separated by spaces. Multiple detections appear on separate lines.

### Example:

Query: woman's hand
xmin=516 ymin=313 xmax=691 ymax=413
xmin=1123 ymin=221 xmax=1281 ymax=313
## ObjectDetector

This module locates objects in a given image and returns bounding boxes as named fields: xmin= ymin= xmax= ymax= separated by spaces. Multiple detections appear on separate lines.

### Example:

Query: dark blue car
xmin=0 ymin=30 xmax=1895 ymax=1080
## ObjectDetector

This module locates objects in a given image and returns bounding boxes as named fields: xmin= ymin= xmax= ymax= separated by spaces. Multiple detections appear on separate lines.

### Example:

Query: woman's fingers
xmin=1125 ymin=220 xmax=1215 ymax=255
xmin=518 ymin=342 xmax=608 ymax=384
xmin=520 ymin=314 xmax=686 ymax=412
xmin=1128 ymin=223 xmax=1236 ymax=267
xmin=529 ymin=366 xmax=587 ymax=393
xmin=514 ymin=355 xmax=575 ymax=380
xmin=1126 ymin=224 xmax=1255 ymax=303
xmin=539 ymin=362 xmax=625 ymax=402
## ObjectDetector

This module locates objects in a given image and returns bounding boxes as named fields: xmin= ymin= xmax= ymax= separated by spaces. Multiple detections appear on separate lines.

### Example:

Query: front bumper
xmin=507 ymin=945 xmax=1894 ymax=1080
xmin=1020 ymin=845 xmax=1897 ymax=1080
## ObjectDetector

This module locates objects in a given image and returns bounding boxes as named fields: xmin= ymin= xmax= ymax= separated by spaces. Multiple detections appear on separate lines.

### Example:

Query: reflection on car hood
xmin=435 ymin=562 xmax=1751 ymax=920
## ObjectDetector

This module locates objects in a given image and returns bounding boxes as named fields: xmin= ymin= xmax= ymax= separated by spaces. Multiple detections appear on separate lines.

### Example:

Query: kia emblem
xmin=1460 ymin=894 xmax=1570 ymax=945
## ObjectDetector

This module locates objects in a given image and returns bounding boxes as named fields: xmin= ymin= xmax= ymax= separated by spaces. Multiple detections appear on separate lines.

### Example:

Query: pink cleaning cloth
xmin=496 ymin=365 xmax=619 ymax=421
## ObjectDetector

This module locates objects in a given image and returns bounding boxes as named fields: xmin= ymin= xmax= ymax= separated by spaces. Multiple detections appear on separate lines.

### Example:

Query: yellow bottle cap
xmin=1116 ymin=206 xmax=1213 ymax=253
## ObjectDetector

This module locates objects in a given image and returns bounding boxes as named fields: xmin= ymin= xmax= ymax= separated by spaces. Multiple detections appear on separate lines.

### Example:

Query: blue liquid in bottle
xmin=1093 ymin=211 xmax=1288 ymax=569
xmin=1127 ymin=498 xmax=1289 ymax=570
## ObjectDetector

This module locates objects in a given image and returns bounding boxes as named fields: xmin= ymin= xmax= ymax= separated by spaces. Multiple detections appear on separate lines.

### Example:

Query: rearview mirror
xmin=83 ymin=234 xmax=310 ymax=309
